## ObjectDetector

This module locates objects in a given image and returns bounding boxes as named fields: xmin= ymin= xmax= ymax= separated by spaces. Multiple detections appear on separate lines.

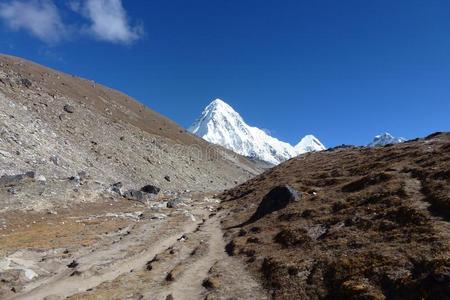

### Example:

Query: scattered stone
xmin=166 ymin=265 xmax=183 ymax=281
xmin=150 ymin=202 xmax=168 ymax=211
xmin=151 ymin=213 xmax=167 ymax=220
xmin=204 ymin=294 xmax=218 ymax=300
xmin=183 ymin=211 xmax=196 ymax=222
xmin=77 ymin=171 xmax=87 ymax=180
xmin=141 ymin=185 xmax=160 ymax=194
xmin=307 ymin=225 xmax=328 ymax=240
xmin=177 ymin=234 xmax=188 ymax=241
xmin=167 ymin=198 xmax=182 ymax=208
xmin=49 ymin=155 xmax=59 ymax=166
xmin=36 ymin=175 xmax=46 ymax=183
xmin=67 ymin=260 xmax=78 ymax=268
xmin=165 ymin=294 xmax=174 ymax=300
xmin=225 ymin=240 xmax=237 ymax=256
xmin=70 ymin=271 xmax=81 ymax=277
xmin=69 ymin=171 xmax=88 ymax=185
xmin=20 ymin=78 xmax=32 ymax=88
xmin=111 ymin=182 xmax=123 ymax=194
xmin=7 ymin=187 xmax=17 ymax=194
xmin=63 ymin=104 xmax=75 ymax=113
xmin=202 ymin=276 xmax=221 ymax=290
xmin=123 ymin=189 xmax=145 ymax=202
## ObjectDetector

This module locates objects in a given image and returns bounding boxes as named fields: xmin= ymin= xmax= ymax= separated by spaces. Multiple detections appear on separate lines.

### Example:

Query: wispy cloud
xmin=71 ymin=0 xmax=144 ymax=44
xmin=0 ymin=0 xmax=143 ymax=45
xmin=0 ymin=0 xmax=67 ymax=43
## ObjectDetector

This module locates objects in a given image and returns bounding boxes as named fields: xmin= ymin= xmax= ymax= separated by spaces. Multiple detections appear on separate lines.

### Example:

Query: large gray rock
xmin=123 ymin=189 xmax=145 ymax=202
xmin=141 ymin=185 xmax=160 ymax=195
xmin=247 ymin=185 xmax=299 ymax=224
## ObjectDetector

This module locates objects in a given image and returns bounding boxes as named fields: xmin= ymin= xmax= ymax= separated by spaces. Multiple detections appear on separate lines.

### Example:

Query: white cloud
xmin=0 ymin=0 xmax=143 ymax=45
xmin=0 ymin=0 xmax=67 ymax=43
xmin=74 ymin=0 xmax=143 ymax=44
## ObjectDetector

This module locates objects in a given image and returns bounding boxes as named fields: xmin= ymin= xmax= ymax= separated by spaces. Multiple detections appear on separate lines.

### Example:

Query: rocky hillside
xmin=0 ymin=54 xmax=261 ymax=211
xmin=220 ymin=132 xmax=450 ymax=299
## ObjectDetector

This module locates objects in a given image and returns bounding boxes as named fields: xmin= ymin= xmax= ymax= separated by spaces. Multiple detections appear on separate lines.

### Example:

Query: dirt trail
xmin=6 ymin=197 xmax=268 ymax=300
xmin=11 ymin=221 xmax=199 ymax=300
xmin=165 ymin=213 xmax=268 ymax=300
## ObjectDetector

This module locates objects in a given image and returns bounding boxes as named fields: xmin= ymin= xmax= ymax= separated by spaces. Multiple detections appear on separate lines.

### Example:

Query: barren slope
xmin=220 ymin=132 xmax=450 ymax=299
xmin=0 ymin=54 xmax=260 ymax=211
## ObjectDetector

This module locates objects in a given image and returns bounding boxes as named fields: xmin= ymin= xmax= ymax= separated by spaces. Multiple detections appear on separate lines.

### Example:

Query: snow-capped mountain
xmin=295 ymin=135 xmax=326 ymax=153
xmin=188 ymin=99 xmax=325 ymax=165
xmin=368 ymin=132 xmax=406 ymax=147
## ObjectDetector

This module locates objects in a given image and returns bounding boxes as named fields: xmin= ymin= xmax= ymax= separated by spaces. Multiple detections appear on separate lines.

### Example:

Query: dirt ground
xmin=0 ymin=192 xmax=268 ymax=300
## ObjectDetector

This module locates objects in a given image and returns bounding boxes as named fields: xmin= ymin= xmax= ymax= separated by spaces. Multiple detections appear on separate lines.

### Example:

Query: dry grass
xmin=220 ymin=132 xmax=450 ymax=299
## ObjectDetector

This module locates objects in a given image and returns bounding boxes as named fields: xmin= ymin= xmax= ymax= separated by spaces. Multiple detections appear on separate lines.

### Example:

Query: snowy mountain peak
xmin=295 ymin=134 xmax=326 ymax=153
xmin=368 ymin=132 xmax=406 ymax=147
xmin=188 ymin=99 xmax=325 ymax=165
xmin=204 ymin=98 xmax=237 ymax=115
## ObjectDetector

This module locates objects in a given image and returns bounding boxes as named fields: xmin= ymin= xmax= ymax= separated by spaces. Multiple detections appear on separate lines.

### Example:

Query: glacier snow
xmin=368 ymin=132 xmax=406 ymax=147
xmin=188 ymin=99 xmax=326 ymax=165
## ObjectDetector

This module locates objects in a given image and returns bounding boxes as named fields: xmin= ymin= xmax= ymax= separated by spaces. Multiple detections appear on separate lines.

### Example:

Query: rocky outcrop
xmin=245 ymin=185 xmax=299 ymax=224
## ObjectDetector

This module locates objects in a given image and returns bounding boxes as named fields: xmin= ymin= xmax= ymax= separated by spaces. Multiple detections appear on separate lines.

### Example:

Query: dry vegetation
xmin=220 ymin=132 xmax=450 ymax=300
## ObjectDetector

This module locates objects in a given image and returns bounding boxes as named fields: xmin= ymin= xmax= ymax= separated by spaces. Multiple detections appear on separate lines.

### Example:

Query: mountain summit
xmin=188 ymin=99 xmax=325 ymax=164
xmin=368 ymin=132 xmax=406 ymax=147
xmin=295 ymin=134 xmax=326 ymax=153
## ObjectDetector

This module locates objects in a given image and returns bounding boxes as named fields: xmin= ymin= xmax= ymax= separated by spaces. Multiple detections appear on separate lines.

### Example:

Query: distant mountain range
xmin=368 ymin=132 xmax=406 ymax=147
xmin=188 ymin=99 xmax=325 ymax=165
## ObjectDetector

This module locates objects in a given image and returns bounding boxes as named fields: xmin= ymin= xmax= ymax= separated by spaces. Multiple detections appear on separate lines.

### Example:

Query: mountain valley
xmin=0 ymin=54 xmax=448 ymax=300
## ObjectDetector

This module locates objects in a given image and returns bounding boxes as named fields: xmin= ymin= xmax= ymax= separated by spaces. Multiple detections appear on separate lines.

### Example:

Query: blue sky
xmin=0 ymin=0 xmax=449 ymax=147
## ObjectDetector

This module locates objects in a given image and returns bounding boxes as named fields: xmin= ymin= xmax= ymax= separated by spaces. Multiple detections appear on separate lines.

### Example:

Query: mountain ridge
xmin=188 ymin=99 xmax=325 ymax=165
xmin=368 ymin=132 xmax=406 ymax=147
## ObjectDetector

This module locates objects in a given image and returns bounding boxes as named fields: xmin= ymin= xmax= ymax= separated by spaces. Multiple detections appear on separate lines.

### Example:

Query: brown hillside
xmin=0 ymin=54 xmax=261 ymax=211
xmin=220 ymin=132 xmax=450 ymax=299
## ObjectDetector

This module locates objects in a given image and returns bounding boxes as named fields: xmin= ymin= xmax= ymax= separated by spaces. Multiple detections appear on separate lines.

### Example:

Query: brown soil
xmin=220 ymin=132 xmax=450 ymax=300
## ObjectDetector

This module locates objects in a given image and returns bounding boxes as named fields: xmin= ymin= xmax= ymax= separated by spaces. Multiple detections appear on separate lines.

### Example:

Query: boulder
xmin=111 ymin=182 xmax=123 ymax=194
xmin=123 ymin=189 xmax=145 ymax=202
xmin=246 ymin=185 xmax=299 ymax=224
xmin=167 ymin=198 xmax=182 ymax=208
xmin=141 ymin=185 xmax=160 ymax=194
xmin=63 ymin=104 xmax=75 ymax=113
xmin=164 ymin=175 xmax=171 ymax=182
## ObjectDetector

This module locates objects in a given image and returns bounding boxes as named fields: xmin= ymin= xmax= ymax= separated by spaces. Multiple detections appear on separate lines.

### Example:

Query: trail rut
xmin=7 ymin=198 xmax=268 ymax=300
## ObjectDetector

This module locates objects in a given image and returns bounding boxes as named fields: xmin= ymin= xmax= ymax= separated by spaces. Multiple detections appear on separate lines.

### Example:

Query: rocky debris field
xmin=0 ymin=54 xmax=261 ymax=203
xmin=220 ymin=132 xmax=450 ymax=300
